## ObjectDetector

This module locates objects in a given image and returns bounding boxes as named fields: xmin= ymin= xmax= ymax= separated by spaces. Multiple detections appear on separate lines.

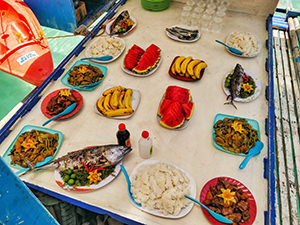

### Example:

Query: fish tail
xmin=224 ymin=99 xmax=237 ymax=109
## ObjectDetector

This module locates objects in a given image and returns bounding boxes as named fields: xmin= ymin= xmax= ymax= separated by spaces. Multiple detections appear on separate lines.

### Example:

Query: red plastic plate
xmin=200 ymin=177 xmax=257 ymax=225
xmin=168 ymin=56 xmax=206 ymax=82
xmin=41 ymin=89 xmax=83 ymax=120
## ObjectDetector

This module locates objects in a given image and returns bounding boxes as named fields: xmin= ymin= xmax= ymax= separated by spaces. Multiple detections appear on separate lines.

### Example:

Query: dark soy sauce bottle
xmin=117 ymin=123 xmax=131 ymax=147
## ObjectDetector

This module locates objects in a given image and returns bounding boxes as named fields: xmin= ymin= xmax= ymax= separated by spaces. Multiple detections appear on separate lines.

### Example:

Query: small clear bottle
xmin=138 ymin=131 xmax=153 ymax=159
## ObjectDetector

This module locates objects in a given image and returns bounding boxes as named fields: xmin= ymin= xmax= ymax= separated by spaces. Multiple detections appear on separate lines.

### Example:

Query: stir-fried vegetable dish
xmin=68 ymin=64 xmax=104 ymax=87
xmin=214 ymin=118 xmax=260 ymax=154
xmin=9 ymin=130 xmax=59 ymax=168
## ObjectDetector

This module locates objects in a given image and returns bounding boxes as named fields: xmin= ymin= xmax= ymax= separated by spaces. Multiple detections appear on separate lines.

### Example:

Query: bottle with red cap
xmin=117 ymin=123 xmax=131 ymax=147
xmin=138 ymin=130 xmax=153 ymax=159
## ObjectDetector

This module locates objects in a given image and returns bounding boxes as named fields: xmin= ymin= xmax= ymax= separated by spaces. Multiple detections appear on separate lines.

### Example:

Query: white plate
xmin=166 ymin=25 xmax=200 ymax=43
xmin=54 ymin=161 xmax=121 ymax=192
xmin=94 ymin=85 xmax=141 ymax=119
xmin=85 ymin=36 xmax=125 ymax=64
xmin=121 ymin=56 xmax=162 ymax=77
xmin=106 ymin=16 xmax=137 ymax=37
xmin=225 ymin=32 xmax=261 ymax=58
xmin=129 ymin=160 xmax=196 ymax=219
xmin=157 ymin=93 xmax=194 ymax=130
xmin=222 ymin=69 xmax=261 ymax=102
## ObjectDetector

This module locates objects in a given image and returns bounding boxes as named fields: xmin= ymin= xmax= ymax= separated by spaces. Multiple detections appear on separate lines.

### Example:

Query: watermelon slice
xmin=160 ymin=102 xmax=185 ymax=129
xmin=165 ymin=86 xmax=190 ymax=104
xmin=124 ymin=45 xmax=145 ymax=70
xmin=182 ymin=101 xmax=194 ymax=119
xmin=158 ymin=98 xmax=172 ymax=116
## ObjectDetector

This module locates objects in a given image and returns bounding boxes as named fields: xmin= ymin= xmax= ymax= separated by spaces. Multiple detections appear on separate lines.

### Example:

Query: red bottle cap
xmin=118 ymin=123 xmax=126 ymax=131
xmin=142 ymin=131 xmax=149 ymax=138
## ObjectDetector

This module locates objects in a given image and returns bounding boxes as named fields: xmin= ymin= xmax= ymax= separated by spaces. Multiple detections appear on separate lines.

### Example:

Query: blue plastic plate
xmin=61 ymin=60 xmax=107 ymax=91
xmin=2 ymin=125 xmax=63 ymax=170
xmin=212 ymin=113 xmax=260 ymax=156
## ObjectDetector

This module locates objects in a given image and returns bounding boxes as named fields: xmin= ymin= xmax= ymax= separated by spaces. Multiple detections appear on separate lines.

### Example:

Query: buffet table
xmin=0 ymin=0 xmax=273 ymax=224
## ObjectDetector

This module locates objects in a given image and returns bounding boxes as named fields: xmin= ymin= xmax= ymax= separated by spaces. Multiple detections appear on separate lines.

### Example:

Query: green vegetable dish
xmin=225 ymin=74 xmax=256 ymax=99
xmin=59 ymin=166 xmax=115 ymax=188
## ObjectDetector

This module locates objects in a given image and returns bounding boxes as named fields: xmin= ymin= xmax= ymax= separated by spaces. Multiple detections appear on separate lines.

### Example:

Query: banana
xmin=110 ymin=89 xmax=120 ymax=110
xmin=185 ymin=71 xmax=190 ymax=78
xmin=103 ymin=108 xmax=133 ymax=117
xmin=194 ymin=62 xmax=208 ymax=79
xmin=191 ymin=74 xmax=197 ymax=80
xmin=103 ymin=86 xmax=124 ymax=96
xmin=118 ymin=91 xmax=126 ymax=109
xmin=174 ymin=56 xmax=186 ymax=74
xmin=96 ymin=96 xmax=106 ymax=114
xmin=187 ymin=59 xmax=201 ymax=76
xmin=171 ymin=62 xmax=176 ymax=75
xmin=103 ymin=93 xmax=112 ymax=111
xmin=180 ymin=56 xmax=192 ymax=75
xmin=124 ymin=88 xmax=133 ymax=109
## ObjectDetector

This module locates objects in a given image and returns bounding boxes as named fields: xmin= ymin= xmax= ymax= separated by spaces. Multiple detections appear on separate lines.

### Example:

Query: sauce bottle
xmin=138 ymin=131 xmax=153 ymax=159
xmin=117 ymin=123 xmax=131 ymax=147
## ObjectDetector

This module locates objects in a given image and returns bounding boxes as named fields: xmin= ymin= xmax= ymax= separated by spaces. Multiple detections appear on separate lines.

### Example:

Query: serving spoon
xmin=69 ymin=82 xmax=100 ymax=90
xmin=239 ymin=141 xmax=264 ymax=169
xmin=120 ymin=165 xmax=142 ymax=207
xmin=42 ymin=103 xmax=77 ymax=126
xmin=185 ymin=195 xmax=233 ymax=224
xmin=215 ymin=40 xmax=243 ymax=55
xmin=80 ymin=55 xmax=113 ymax=62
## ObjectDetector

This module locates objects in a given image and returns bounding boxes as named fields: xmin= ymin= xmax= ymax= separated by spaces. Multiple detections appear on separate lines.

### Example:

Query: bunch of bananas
xmin=96 ymin=86 xmax=133 ymax=117
xmin=171 ymin=56 xmax=207 ymax=80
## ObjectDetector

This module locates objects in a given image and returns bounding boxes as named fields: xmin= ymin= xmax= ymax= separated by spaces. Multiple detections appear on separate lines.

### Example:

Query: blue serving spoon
xmin=239 ymin=141 xmax=264 ymax=169
xmin=215 ymin=40 xmax=243 ymax=55
xmin=80 ymin=55 xmax=113 ymax=62
xmin=42 ymin=103 xmax=77 ymax=126
xmin=69 ymin=82 xmax=99 ymax=91
xmin=184 ymin=195 xmax=233 ymax=224
xmin=120 ymin=165 xmax=142 ymax=207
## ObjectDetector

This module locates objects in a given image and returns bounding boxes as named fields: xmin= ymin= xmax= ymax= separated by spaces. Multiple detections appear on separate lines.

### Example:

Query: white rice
xmin=131 ymin=163 xmax=191 ymax=215
xmin=88 ymin=36 xmax=124 ymax=58
xmin=226 ymin=32 xmax=260 ymax=57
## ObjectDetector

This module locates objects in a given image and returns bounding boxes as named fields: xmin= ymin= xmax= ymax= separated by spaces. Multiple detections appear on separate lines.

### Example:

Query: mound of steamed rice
xmin=89 ymin=36 xmax=124 ymax=58
xmin=226 ymin=32 xmax=260 ymax=57
xmin=131 ymin=163 xmax=191 ymax=215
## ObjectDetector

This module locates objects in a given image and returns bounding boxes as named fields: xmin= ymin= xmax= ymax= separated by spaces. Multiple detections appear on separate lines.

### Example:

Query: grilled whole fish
xmin=110 ymin=10 xmax=130 ymax=35
xmin=166 ymin=26 xmax=199 ymax=40
xmin=19 ymin=144 xmax=132 ymax=176
xmin=224 ymin=64 xmax=244 ymax=109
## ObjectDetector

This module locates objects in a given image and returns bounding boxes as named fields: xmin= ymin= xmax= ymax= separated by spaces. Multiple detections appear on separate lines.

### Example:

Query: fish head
xmin=102 ymin=145 xmax=132 ymax=165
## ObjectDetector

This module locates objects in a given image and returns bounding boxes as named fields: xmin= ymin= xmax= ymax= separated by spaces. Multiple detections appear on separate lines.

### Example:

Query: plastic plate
xmin=106 ymin=16 xmax=137 ymax=37
xmin=128 ymin=160 xmax=196 ymax=218
xmin=2 ymin=125 xmax=63 ymax=170
xmin=84 ymin=36 xmax=126 ymax=63
xmin=222 ymin=69 xmax=261 ymax=103
xmin=61 ymin=60 xmax=107 ymax=91
xmin=166 ymin=25 xmax=200 ymax=43
xmin=212 ymin=113 xmax=260 ymax=156
xmin=94 ymin=85 xmax=141 ymax=119
xmin=55 ymin=161 xmax=121 ymax=192
xmin=121 ymin=55 xmax=162 ymax=77
xmin=41 ymin=89 xmax=83 ymax=119
xmin=225 ymin=32 xmax=261 ymax=58
xmin=200 ymin=176 xmax=257 ymax=225
xmin=168 ymin=56 xmax=206 ymax=82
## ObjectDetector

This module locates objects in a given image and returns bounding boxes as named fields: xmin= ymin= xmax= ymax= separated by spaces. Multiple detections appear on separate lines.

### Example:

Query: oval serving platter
xmin=166 ymin=25 xmax=200 ymax=43
xmin=106 ymin=17 xmax=137 ymax=37
xmin=41 ymin=89 xmax=83 ymax=120
xmin=212 ymin=113 xmax=261 ymax=157
xmin=168 ymin=56 xmax=206 ymax=82
xmin=222 ymin=69 xmax=261 ymax=103
xmin=225 ymin=31 xmax=261 ymax=58
xmin=84 ymin=36 xmax=126 ymax=64
xmin=128 ymin=160 xmax=197 ymax=219
xmin=200 ymin=176 xmax=257 ymax=225
xmin=55 ymin=161 xmax=121 ymax=192
xmin=2 ymin=125 xmax=63 ymax=170
xmin=94 ymin=85 xmax=141 ymax=119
